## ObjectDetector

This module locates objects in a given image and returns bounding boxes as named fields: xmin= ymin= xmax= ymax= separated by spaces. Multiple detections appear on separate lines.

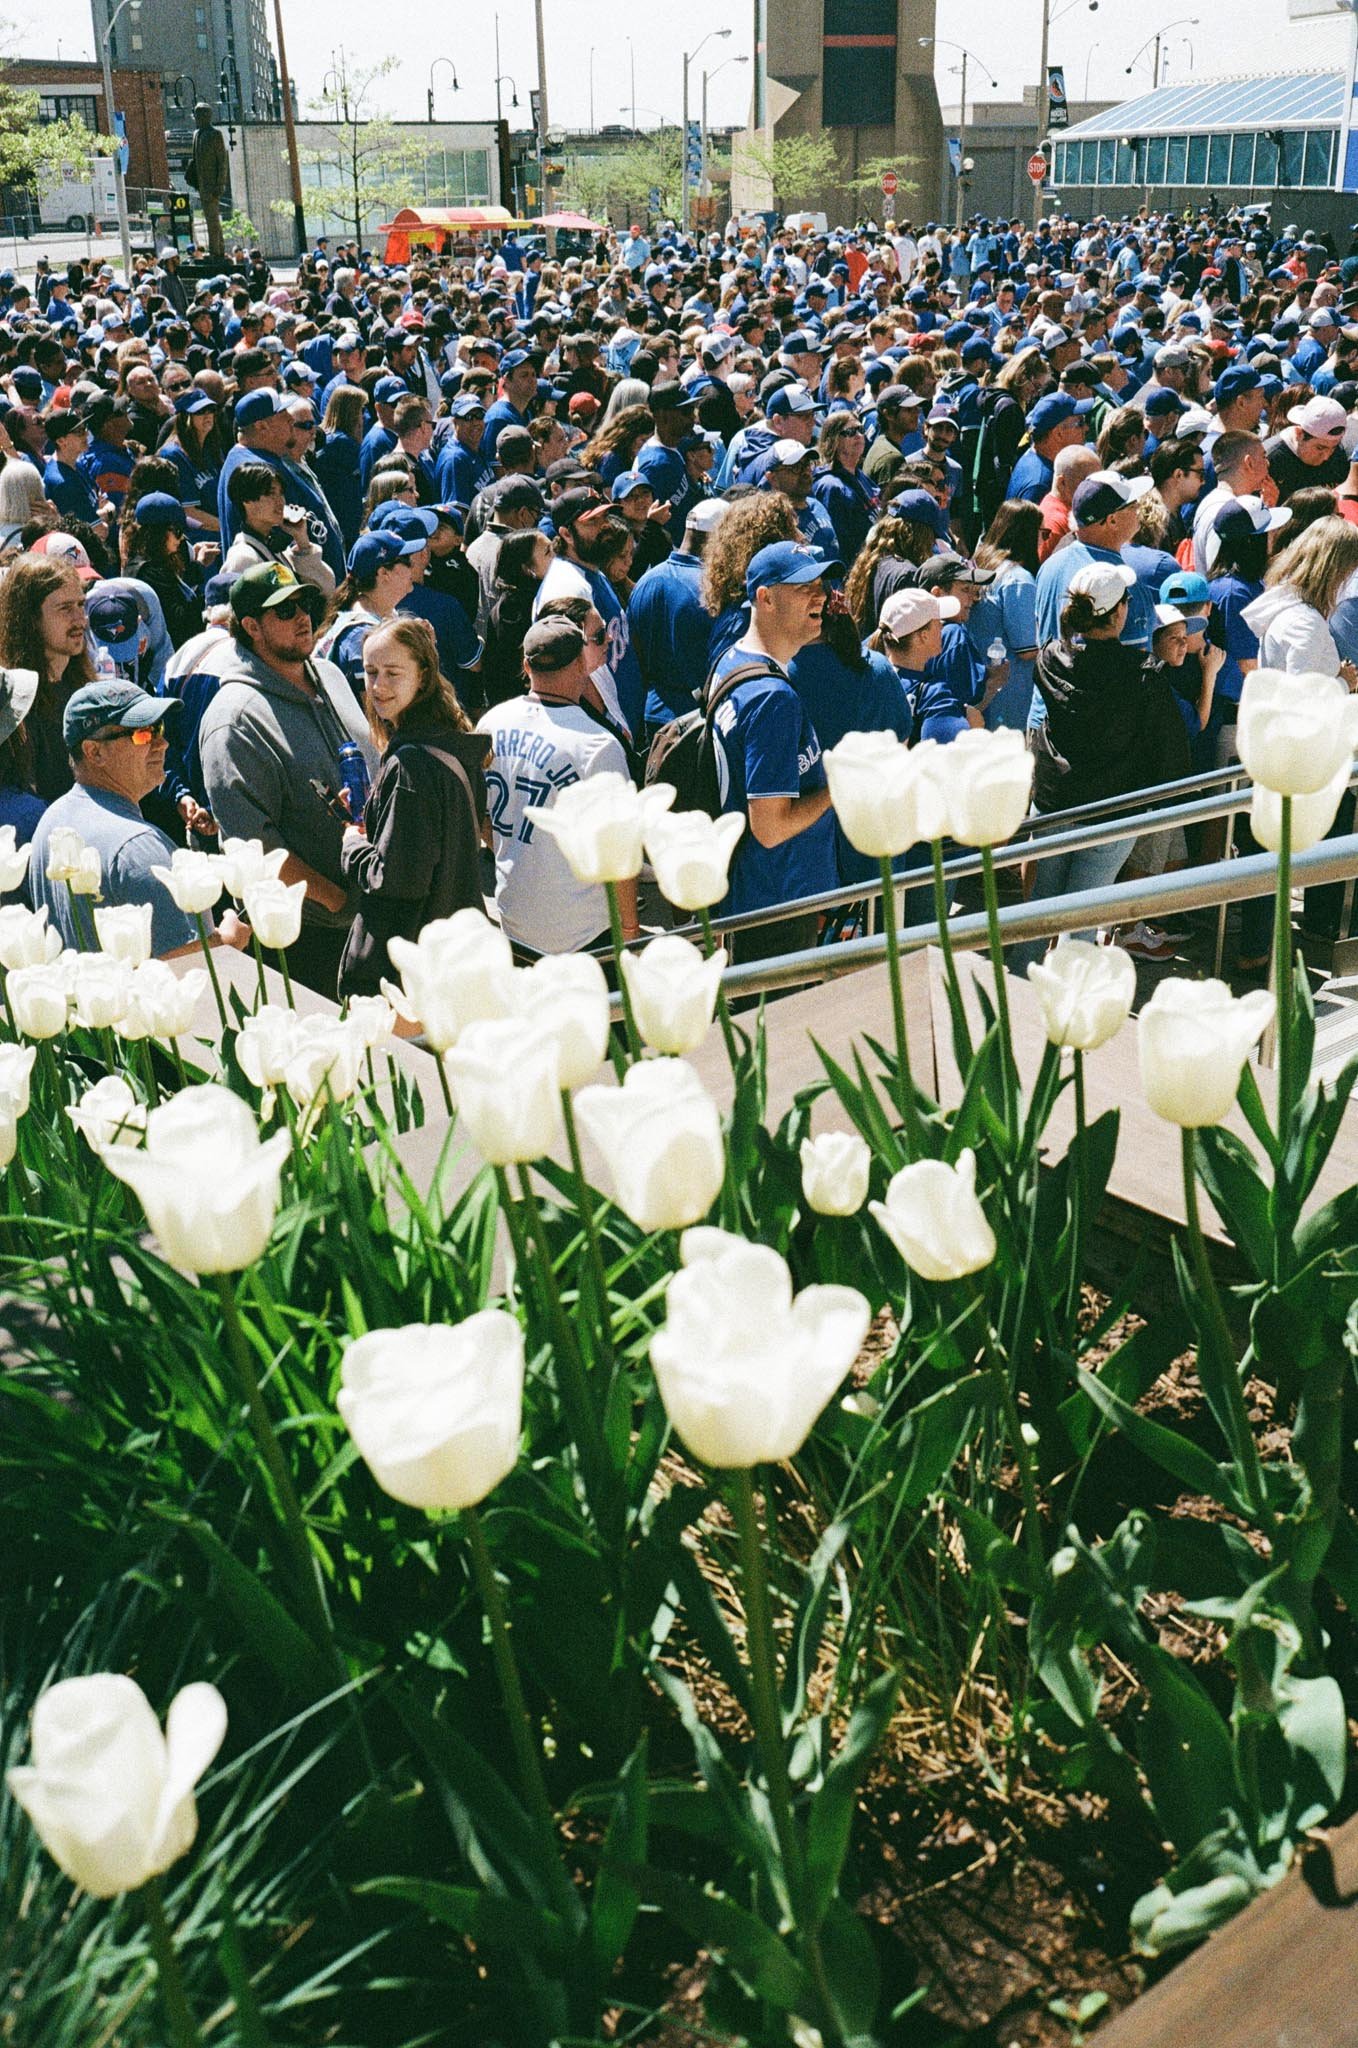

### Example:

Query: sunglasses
xmin=93 ymin=722 xmax=165 ymax=746
xmin=266 ymin=596 xmax=311 ymax=621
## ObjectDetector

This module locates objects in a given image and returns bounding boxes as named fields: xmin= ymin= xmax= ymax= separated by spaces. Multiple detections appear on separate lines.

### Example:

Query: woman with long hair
xmin=700 ymin=491 xmax=799 ymax=663
xmin=121 ymin=493 xmax=203 ymax=649
xmin=338 ymin=615 xmax=488 ymax=1002
xmin=580 ymin=403 xmax=654 ymax=488
xmin=1244 ymin=515 xmax=1358 ymax=677
xmin=481 ymin=527 xmax=552 ymax=710
xmin=843 ymin=514 xmax=938 ymax=634
xmin=316 ymin=527 xmax=422 ymax=695
xmin=1096 ymin=405 xmax=1148 ymax=471
xmin=810 ymin=410 xmax=877 ymax=564
xmin=314 ymin=383 xmax=367 ymax=549
xmin=363 ymin=462 xmax=418 ymax=525
xmin=156 ymin=388 xmax=221 ymax=537
xmin=0 ymin=558 xmax=93 ymax=798
xmin=970 ymin=498 xmax=1042 ymax=729
xmin=789 ymin=587 xmax=913 ymax=886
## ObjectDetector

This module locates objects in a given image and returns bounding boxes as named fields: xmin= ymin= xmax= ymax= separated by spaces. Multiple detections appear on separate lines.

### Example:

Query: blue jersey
xmin=710 ymin=647 xmax=837 ymax=917
xmin=627 ymin=549 xmax=712 ymax=734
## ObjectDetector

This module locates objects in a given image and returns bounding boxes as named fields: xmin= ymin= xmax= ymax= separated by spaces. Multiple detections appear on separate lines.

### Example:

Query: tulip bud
xmin=71 ymin=954 xmax=131 ymax=1030
xmin=101 ymin=1083 xmax=292 ymax=1273
xmin=128 ymin=961 xmax=207 ymax=1041
xmin=241 ymin=876 xmax=306 ymax=951
xmin=235 ymin=1004 xmax=299 ymax=1090
xmin=1249 ymin=764 xmax=1349 ymax=855
xmin=575 ymin=1059 xmax=724 ymax=1232
xmin=0 ymin=1042 xmax=36 ymax=1117
xmin=823 ymin=730 xmax=948 ymax=859
xmin=650 ymin=1226 xmax=871 ymax=1466
xmin=0 ymin=904 xmax=61 ymax=971
xmin=66 ymin=847 xmax=103 ymax=897
xmin=933 ymin=727 xmax=1035 ymax=848
xmin=511 ymin=952 xmax=610 ymax=1091
xmin=69 ymin=1074 xmax=148 ymax=1151
xmin=0 ymin=1089 xmax=17 ymax=1170
xmin=94 ymin=902 xmax=154 ymax=968
xmin=1138 ymin=977 xmax=1274 ymax=1128
xmin=343 ymin=994 xmax=396 ymax=1050
xmin=45 ymin=825 xmax=91 ymax=885
xmin=8 ymin=962 xmax=70 ymax=1039
xmin=526 ymin=770 xmax=674 ymax=884
xmin=642 ymin=809 xmax=745 ymax=912
xmin=386 ymin=910 xmax=514 ymax=1052
xmin=150 ymin=848 xmax=225 ymax=917
xmin=870 ymin=1148 xmax=996 ymax=1282
xmin=619 ymin=934 xmax=724 ymax=1056
xmin=283 ymin=1015 xmax=365 ymax=1112
xmin=0 ymin=822 xmax=32 ymax=896
xmin=1237 ymin=668 xmax=1358 ymax=798
xmin=1026 ymin=939 xmax=1136 ymax=1052
xmin=443 ymin=1016 xmax=563 ymax=1164
xmin=6 ymin=1673 xmax=226 ymax=1897
xmin=216 ymin=836 xmax=287 ymax=898
xmin=338 ymin=1312 xmax=525 ymax=1510
xmin=799 ymin=1130 xmax=871 ymax=1215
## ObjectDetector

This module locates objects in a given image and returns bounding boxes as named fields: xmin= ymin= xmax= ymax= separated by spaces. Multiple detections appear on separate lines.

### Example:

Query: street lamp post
xmin=919 ymin=37 xmax=998 ymax=229
xmin=1036 ymin=0 xmax=1100 ymax=226
xmin=588 ymin=47 xmax=596 ymax=135
xmin=271 ymin=0 xmax=306 ymax=253
xmin=1124 ymin=17 xmax=1199 ymax=89
xmin=681 ymin=29 xmax=731 ymax=236
xmin=701 ymin=53 xmax=748 ymax=212
xmin=427 ymin=56 xmax=459 ymax=123
xmin=93 ymin=0 xmax=135 ymax=280
xmin=533 ymin=0 xmax=555 ymax=253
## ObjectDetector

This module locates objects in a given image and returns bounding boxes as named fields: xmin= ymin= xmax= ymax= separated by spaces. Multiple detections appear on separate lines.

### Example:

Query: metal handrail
xmin=714 ymin=834 xmax=1358 ymax=1000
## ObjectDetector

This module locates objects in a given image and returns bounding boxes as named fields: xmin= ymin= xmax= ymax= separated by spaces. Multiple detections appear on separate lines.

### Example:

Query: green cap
xmin=228 ymin=561 xmax=325 ymax=622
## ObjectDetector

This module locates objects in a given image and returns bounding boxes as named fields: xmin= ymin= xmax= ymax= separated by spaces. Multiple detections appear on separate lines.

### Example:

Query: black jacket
xmin=338 ymin=714 xmax=489 ymax=998
xmin=1031 ymin=637 xmax=1189 ymax=815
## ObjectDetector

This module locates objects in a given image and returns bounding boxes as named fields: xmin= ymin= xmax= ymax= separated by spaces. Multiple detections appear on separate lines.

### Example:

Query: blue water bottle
xmin=336 ymin=739 xmax=370 ymax=821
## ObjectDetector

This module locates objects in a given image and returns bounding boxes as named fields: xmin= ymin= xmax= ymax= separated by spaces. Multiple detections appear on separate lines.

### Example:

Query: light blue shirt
xmin=29 ymin=782 xmax=195 ymax=956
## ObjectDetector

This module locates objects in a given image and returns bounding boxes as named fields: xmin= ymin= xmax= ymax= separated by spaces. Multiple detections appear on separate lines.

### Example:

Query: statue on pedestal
xmin=185 ymin=101 xmax=230 ymax=260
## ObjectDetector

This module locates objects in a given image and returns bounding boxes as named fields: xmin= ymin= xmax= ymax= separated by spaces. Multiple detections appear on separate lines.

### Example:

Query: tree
xmin=734 ymin=132 xmax=841 ymax=213
xmin=562 ymin=130 xmax=684 ymax=226
xmin=848 ymin=153 xmax=921 ymax=204
xmin=0 ymin=38 xmax=116 ymax=214
xmin=283 ymin=55 xmax=448 ymax=251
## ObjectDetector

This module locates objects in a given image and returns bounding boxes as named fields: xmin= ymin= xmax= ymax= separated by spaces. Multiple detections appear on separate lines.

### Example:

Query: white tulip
xmin=1026 ymin=939 xmax=1137 ymax=1052
xmin=511 ymin=952 xmax=610 ymax=1091
xmin=235 ymin=1004 xmax=299 ymax=1089
xmin=67 ymin=847 xmax=102 ymax=896
xmin=150 ymin=848 xmax=224 ymax=917
xmin=620 ymin=934 xmax=724 ymax=1055
xmin=70 ymin=954 xmax=130 ymax=1030
xmin=69 ymin=1075 xmax=148 ymax=1151
xmin=386 ymin=910 xmax=514 ymax=1052
xmin=8 ymin=962 xmax=70 ymax=1038
xmin=1250 ymin=763 xmax=1350 ymax=855
xmin=338 ymin=1312 xmax=525 ymax=1511
xmin=216 ymin=837 xmax=287 ymax=898
xmin=0 ymin=823 xmax=32 ymax=895
xmin=101 ymin=1083 xmax=291 ymax=1274
xmin=0 ymin=1088 xmax=18 ymax=1171
xmin=443 ymin=1016 xmax=563 ymax=1164
xmin=45 ymin=825 xmax=90 ymax=884
xmin=933 ymin=727 xmax=1035 ymax=848
xmin=283 ymin=1015 xmax=365 ymax=1112
xmin=870 ymin=1148 xmax=997 ymax=1282
xmin=575 ymin=1059 xmax=724 ymax=1232
xmin=525 ymin=770 xmax=674 ymax=885
xmin=0 ymin=904 xmax=61 ymax=970
xmin=650 ymin=1226 xmax=871 ymax=1467
xmin=642 ymin=809 xmax=745 ymax=911
xmin=94 ymin=902 xmax=154 ymax=968
xmin=799 ymin=1130 xmax=871 ymax=1216
xmin=120 ymin=961 xmax=207 ymax=1041
xmin=0 ymin=1041 xmax=37 ymax=1116
xmin=343 ymin=994 xmax=396 ymax=1050
xmin=241 ymin=877 xmax=306 ymax=951
xmin=823 ymin=730 xmax=949 ymax=859
xmin=1237 ymin=668 xmax=1358 ymax=798
xmin=5 ymin=1673 xmax=226 ymax=1898
xmin=1138 ymin=977 xmax=1275 ymax=1129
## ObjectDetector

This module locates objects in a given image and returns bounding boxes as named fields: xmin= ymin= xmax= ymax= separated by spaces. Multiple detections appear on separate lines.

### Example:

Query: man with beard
xmin=534 ymin=487 xmax=644 ymax=739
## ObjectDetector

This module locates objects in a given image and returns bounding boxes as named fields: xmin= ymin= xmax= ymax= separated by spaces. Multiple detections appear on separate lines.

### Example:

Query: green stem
xmin=194 ymin=914 xmax=229 ymax=1035
xmin=982 ymin=1321 xmax=1044 ymax=1568
xmin=138 ymin=1037 xmax=162 ymax=1107
xmin=605 ymin=881 xmax=642 ymax=1062
xmin=931 ymin=838 xmax=973 ymax=1063
xmin=560 ymin=1089 xmax=614 ymax=1378
xmin=169 ymin=1036 xmax=189 ymax=1089
xmin=140 ymin=1876 xmax=204 ymax=2048
xmin=1274 ymin=793 xmax=1293 ymax=1152
xmin=980 ymin=848 xmax=1017 ymax=1138
xmin=1065 ymin=1049 xmax=1088 ymax=1332
xmin=275 ymin=946 xmax=297 ymax=1011
xmin=66 ymin=885 xmax=96 ymax=954
xmin=0 ymin=972 xmax=14 ymax=1038
xmin=1181 ymin=1130 xmax=1268 ymax=1521
xmin=435 ymin=1048 xmax=455 ymax=1119
xmin=730 ymin=1469 xmax=839 ymax=2043
xmin=249 ymin=933 xmax=268 ymax=1007
xmin=512 ymin=1165 xmax=615 ymax=1527
xmin=878 ymin=856 xmax=925 ymax=1159
xmin=463 ymin=1505 xmax=576 ymax=1921
xmin=697 ymin=906 xmax=741 ymax=1072
xmin=212 ymin=1273 xmax=337 ymax=1652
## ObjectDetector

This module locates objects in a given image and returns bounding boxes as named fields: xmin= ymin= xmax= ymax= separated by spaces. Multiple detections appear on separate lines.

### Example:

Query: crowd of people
xmin=3 ymin=199 xmax=1358 ymax=1002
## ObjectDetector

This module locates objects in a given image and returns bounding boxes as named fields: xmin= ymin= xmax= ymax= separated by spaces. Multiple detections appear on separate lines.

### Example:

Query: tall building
xmin=737 ymin=0 xmax=944 ymax=226
xmin=95 ymin=0 xmax=278 ymax=133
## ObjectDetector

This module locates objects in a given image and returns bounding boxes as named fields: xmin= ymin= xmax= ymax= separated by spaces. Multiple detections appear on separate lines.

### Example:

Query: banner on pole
xmin=1047 ymin=67 xmax=1069 ymax=128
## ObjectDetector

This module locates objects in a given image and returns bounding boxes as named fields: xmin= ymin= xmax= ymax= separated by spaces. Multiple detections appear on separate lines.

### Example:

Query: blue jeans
xmin=1008 ymin=834 xmax=1136 ymax=971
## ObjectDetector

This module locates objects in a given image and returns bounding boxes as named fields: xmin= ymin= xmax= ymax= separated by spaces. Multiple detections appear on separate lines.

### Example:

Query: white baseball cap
xmin=769 ymin=437 xmax=814 ymax=466
xmin=1067 ymin=561 xmax=1137 ymax=613
xmin=879 ymin=589 xmax=961 ymax=638
xmin=686 ymin=497 xmax=732 ymax=534
xmin=1286 ymin=395 xmax=1348 ymax=438
xmin=1175 ymin=405 xmax=1214 ymax=440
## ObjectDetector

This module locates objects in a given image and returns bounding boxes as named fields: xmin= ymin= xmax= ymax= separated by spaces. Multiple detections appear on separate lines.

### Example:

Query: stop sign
xmin=881 ymin=170 xmax=898 ymax=197
xmin=1027 ymin=152 xmax=1049 ymax=186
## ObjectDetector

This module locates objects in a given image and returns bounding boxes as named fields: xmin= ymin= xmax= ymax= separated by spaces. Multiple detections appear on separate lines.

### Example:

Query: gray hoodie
xmin=197 ymin=643 xmax=378 ymax=929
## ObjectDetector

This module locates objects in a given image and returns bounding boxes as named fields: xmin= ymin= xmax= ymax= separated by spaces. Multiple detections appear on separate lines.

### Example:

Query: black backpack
xmin=643 ymin=659 xmax=778 ymax=815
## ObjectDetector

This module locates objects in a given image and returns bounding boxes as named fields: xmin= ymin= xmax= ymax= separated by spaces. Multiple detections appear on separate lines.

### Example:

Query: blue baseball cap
xmin=84 ymin=591 xmax=143 ymax=659
xmin=961 ymin=335 xmax=997 ymax=366
xmin=767 ymin=383 xmax=817 ymax=419
xmin=1214 ymin=364 xmax=1263 ymax=404
xmin=373 ymin=375 xmax=407 ymax=405
xmin=745 ymin=541 xmax=832 ymax=602
xmin=450 ymin=392 xmax=486 ymax=418
xmin=131 ymin=492 xmax=187 ymax=533
xmin=233 ymin=387 xmax=282 ymax=428
xmin=1144 ymin=387 xmax=1188 ymax=418
xmin=174 ymin=387 xmax=216 ymax=416
xmin=63 ymin=678 xmax=175 ymax=750
xmin=1027 ymin=392 xmax=1080 ymax=437
xmin=889 ymin=488 xmax=951 ymax=538
xmin=610 ymin=469 xmax=652 ymax=500
xmin=347 ymin=528 xmax=423 ymax=579
xmin=500 ymin=348 xmax=532 ymax=372
xmin=368 ymin=502 xmax=438 ymax=543
xmin=1159 ymin=569 xmax=1211 ymax=606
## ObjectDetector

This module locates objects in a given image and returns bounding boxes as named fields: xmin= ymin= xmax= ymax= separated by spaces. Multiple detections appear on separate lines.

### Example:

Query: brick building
xmin=0 ymin=58 xmax=169 ymax=192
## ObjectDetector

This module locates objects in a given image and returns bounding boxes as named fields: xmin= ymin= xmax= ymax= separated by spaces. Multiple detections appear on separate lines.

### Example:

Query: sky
xmin=5 ymin=0 xmax=1356 ymax=133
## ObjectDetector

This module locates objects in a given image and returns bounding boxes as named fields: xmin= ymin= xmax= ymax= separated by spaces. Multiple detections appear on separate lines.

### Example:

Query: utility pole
xmin=958 ymin=48 xmax=969 ymax=225
xmin=272 ymin=0 xmax=306 ymax=253
xmin=681 ymin=50 xmax=690 ymax=236
xmin=1035 ymin=0 xmax=1050 ymax=227
xmin=534 ymin=0 xmax=555 ymax=254
xmin=93 ymin=0 xmax=133 ymax=282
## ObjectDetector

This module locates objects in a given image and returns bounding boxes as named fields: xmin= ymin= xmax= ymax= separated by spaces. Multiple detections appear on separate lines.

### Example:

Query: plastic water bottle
xmin=987 ymin=637 xmax=1007 ymax=668
xmin=336 ymin=739 xmax=369 ymax=821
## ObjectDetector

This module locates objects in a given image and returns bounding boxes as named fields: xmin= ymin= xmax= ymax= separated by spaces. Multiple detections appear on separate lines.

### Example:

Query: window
xmin=1166 ymin=133 xmax=1187 ymax=182
xmin=37 ymin=93 xmax=100 ymax=127
xmin=197 ymin=31 xmax=208 ymax=47
xmin=1304 ymin=128 xmax=1334 ymax=185
xmin=130 ymin=32 xmax=142 ymax=47
xmin=1097 ymin=137 xmax=1114 ymax=182
xmin=1187 ymin=133 xmax=1208 ymax=184
xmin=1207 ymin=132 xmax=1230 ymax=184
xmin=195 ymin=4 xmax=205 ymax=16
xmin=1281 ymin=130 xmax=1305 ymax=185
xmin=1146 ymin=135 xmax=1166 ymax=181
xmin=1229 ymin=132 xmax=1254 ymax=182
